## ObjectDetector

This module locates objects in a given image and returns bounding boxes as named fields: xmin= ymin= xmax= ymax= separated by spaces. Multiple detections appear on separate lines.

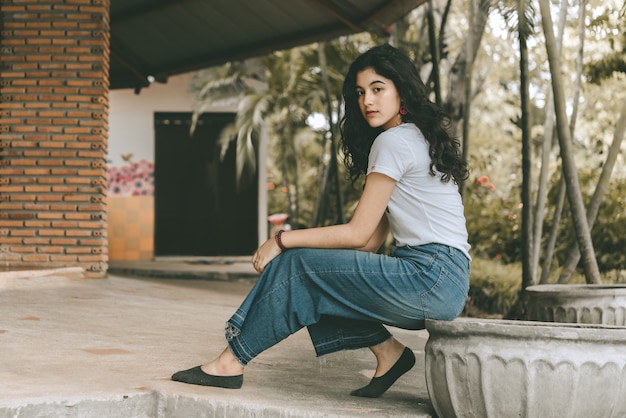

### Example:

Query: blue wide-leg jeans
xmin=226 ymin=243 xmax=470 ymax=366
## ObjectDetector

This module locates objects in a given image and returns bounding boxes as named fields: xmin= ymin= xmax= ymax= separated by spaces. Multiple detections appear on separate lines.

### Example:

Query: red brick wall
xmin=0 ymin=0 xmax=110 ymax=278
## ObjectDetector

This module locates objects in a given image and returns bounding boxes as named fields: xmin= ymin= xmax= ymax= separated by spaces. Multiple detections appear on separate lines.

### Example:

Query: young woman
xmin=172 ymin=43 xmax=471 ymax=398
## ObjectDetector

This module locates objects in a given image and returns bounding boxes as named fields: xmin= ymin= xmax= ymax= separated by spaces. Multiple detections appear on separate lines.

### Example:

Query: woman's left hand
xmin=251 ymin=237 xmax=282 ymax=273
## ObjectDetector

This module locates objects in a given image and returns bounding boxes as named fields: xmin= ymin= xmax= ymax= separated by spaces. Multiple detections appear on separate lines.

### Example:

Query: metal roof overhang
xmin=109 ymin=0 xmax=426 ymax=91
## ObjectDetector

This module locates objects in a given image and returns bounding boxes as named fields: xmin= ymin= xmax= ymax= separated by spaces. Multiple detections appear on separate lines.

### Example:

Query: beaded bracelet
xmin=275 ymin=229 xmax=287 ymax=251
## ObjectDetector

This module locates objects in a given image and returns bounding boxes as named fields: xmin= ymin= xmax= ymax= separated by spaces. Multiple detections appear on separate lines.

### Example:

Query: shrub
xmin=463 ymin=258 xmax=522 ymax=318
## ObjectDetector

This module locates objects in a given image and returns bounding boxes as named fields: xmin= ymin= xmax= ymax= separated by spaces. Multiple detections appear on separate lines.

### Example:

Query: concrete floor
xmin=0 ymin=263 xmax=435 ymax=417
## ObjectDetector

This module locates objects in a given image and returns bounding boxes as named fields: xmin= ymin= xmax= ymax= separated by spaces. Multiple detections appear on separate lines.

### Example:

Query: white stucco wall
xmin=107 ymin=71 xmax=267 ymax=246
xmin=108 ymin=72 xmax=196 ymax=166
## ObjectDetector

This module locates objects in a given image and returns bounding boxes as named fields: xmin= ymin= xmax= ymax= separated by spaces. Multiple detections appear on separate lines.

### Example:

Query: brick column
xmin=0 ymin=0 xmax=110 ymax=278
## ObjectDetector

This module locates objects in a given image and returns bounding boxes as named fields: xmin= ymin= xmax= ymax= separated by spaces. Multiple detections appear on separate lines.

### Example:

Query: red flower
xmin=476 ymin=175 xmax=495 ymax=191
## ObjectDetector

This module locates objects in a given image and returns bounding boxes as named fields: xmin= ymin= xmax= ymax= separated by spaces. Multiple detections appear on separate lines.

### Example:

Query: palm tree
xmin=189 ymin=59 xmax=265 ymax=186
xmin=538 ymin=0 xmax=601 ymax=284
xmin=517 ymin=0 xmax=535 ymax=290
xmin=190 ymin=47 xmax=324 ymax=226
xmin=190 ymin=36 xmax=379 ymax=229
xmin=496 ymin=0 xmax=536 ymax=318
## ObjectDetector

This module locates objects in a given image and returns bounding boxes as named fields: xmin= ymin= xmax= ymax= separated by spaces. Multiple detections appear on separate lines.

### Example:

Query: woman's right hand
xmin=251 ymin=236 xmax=283 ymax=273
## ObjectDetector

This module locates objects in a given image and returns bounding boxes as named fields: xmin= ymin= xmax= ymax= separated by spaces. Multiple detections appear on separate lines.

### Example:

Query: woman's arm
xmin=354 ymin=213 xmax=390 ymax=253
xmin=284 ymin=173 xmax=395 ymax=248
xmin=252 ymin=172 xmax=396 ymax=272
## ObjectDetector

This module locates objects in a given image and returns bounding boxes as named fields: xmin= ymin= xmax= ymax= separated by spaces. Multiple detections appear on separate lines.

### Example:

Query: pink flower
xmin=475 ymin=175 xmax=495 ymax=191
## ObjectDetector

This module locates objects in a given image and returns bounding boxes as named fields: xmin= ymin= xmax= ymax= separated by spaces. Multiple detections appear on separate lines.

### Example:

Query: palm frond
xmin=195 ymin=75 xmax=252 ymax=102
xmin=216 ymin=122 xmax=237 ymax=161
xmin=517 ymin=0 xmax=536 ymax=39
xmin=497 ymin=0 xmax=536 ymax=39
xmin=235 ymin=125 xmax=257 ymax=186
xmin=220 ymin=93 xmax=270 ymax=185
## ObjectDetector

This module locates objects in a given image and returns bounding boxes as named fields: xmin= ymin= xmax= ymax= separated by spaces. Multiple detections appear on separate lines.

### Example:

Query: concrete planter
xmin=526 ymin=284 xmax=626 ymax=325
xmin=425 ymin=318 xmax=626 ymax=418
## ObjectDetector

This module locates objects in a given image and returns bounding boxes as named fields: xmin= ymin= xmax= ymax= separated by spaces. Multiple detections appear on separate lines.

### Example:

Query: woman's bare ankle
xmin=369 ymin=337 xmax=405 ymax=377
xmin=201 ymin=347 xmax=244 ymax=376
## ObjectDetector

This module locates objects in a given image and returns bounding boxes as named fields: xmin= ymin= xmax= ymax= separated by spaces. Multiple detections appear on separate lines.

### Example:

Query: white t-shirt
xmin=367 ymin=123 xmax=471 ymax=259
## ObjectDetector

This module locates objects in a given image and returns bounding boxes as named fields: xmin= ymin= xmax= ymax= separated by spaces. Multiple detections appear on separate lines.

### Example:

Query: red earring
xmin=399 ymin=105 xmax=408 ymax=115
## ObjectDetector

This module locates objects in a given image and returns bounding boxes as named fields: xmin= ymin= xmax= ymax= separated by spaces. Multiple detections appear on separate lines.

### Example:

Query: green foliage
xmin=188 ymin=0 xmax=626 ymax=277
xmin=466 ymin=257 xmax=522 ymax=316
xmin=465 ymin=179 xmax=522 ymax=263
xmin=584 ymin=3 xmax=626 ymax=83
xmin=261 ymin=37 xmax=378 ymax=227
xmin=585 ymin=52 xmax=626 ymax=83
xmin=540 ymin=174 xmax=626 ymax=273
xmin=587 ymin=179 xmax=626 ymax=271
xmin=465 ymin=167 xmax=626 ymax=274
xmin=466 ymin=256 xmax=626 ymax=317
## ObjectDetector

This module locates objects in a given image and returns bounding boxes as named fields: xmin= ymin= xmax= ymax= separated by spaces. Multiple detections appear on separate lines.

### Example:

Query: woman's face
xmin=355 ymin=67 xmax=402 ymax=131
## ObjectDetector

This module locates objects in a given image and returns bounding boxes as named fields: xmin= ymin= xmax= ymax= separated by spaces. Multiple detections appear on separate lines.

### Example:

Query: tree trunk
xmin=278 ymin=125 xmax=294 ymax=222
xmin=312 ymin=43 xmax=333 ymax=227
xmin=538 ymin=0 xmax=601 ymax=284
xmin=532 ymin=0 xmax=569 ymax=283
xmin=311 ymin=45 xmax=345 ymax=227
xmin=539 ymin=175 xmax=567 ymax=284
xmin=459 ymin=0 xmax=476 ymax=196
xmin=444 ymin=0 xmax=491 ymax=132
xmin=519 ymin=7 xmax=534 ymax=290
xmin=330 ymin=145 xmax=345 ymax=224
xmin=534 ymin=98 xmax=555 ymax=282
xmin=540 ymin=0 xmax=587 ymax=283
xmin=568 ymin=0 xmax=586 ymax=137
xmin=444 ymin=0 xmax=490 ymax=196
xmin=427 ymin=0 xmax=442 ymax=106
xmin=558 ymin=96 xmax=626 ymax=283
xmin=286 ymin=124 xmax=300 ymax=226
xmin=438 ymin=0 xmax=453 ymax=59
xmin=311 ymin=139 xmax=331 ymax=227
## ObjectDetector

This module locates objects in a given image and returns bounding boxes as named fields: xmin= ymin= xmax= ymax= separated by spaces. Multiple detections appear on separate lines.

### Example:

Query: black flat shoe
xmin=171 ymin=366 xmax=243 ymax=389
xmin=350 ymin=347 xmax=415 ymax=398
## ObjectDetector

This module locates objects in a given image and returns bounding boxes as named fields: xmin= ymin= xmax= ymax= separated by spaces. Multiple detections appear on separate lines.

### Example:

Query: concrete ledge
xmin=1 ymin=272 xmax=432 ymax=418
xmin=107 ymin=260 xmax=258 ymax=282
xmin=0 ymin=390 xmax=434 ymax=418
xmin=0 ymin=393 xmax=156 ymax=418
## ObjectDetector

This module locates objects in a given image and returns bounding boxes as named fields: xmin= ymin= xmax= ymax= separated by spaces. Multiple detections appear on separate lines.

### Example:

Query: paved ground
xmin=0 ymin=260 xmax=435 ymax=417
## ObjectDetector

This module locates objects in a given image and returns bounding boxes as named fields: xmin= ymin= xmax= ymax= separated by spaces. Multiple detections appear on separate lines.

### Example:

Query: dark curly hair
xmin=339 ymin=43 xmax=468 ymax=185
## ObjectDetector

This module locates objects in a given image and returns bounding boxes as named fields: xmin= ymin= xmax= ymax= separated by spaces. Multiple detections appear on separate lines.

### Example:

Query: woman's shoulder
xmin=371 ymin=124 xmax=429 ymax=164
xmin=377 ymin=123 xmax=424 ymax=141
xmin=375 ymin=124 xmax=427 ymax=152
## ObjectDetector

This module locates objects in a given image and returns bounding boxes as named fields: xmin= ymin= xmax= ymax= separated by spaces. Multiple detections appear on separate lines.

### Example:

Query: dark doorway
xmin=154 ymin=112 xmax=258 ymax=256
